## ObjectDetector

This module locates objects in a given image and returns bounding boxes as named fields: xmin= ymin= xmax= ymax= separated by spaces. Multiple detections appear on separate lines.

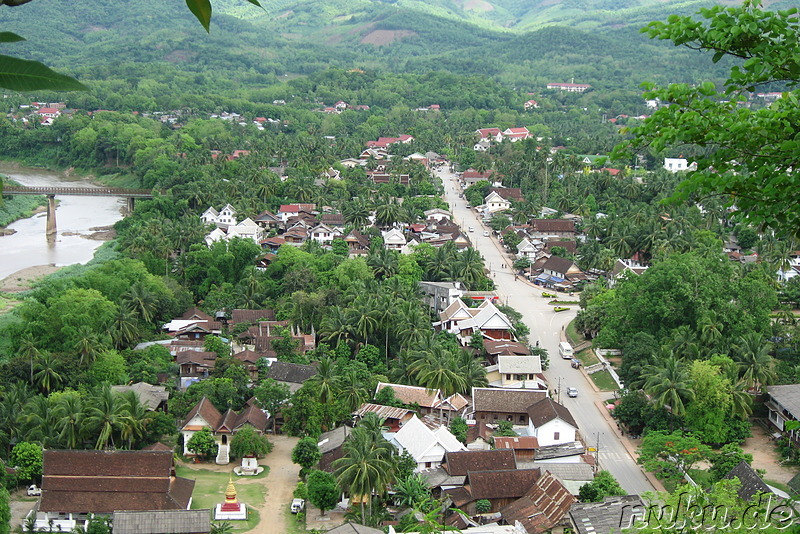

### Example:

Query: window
xmin=554 ymin=432 xmax=560 ymax=440
xmin=519 ymin=415 xmax=525 ymax=423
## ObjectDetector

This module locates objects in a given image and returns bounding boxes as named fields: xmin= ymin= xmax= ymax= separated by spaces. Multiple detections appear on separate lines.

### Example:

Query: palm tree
xmin=343 ymin=198 xmax=372 ymax=230
xmin=452 ymin=248 xmax=485 ymax=290
xmin=338 ymin=370 xmax=369 ymax=413
xmin=642 ymin=355 xmax=694 ymax=416
xmin=73 ymin=325 xmax=103 ymax=366
xmin=33 ymin=352 xmax=62 ymax=395
xmin=308 ymin=358 xmax=338 ymax=405
xmin=698 ymin=310 xmax=724 ymax=351
xmin=351 ymin=297 xmax=380 ymax=347
xmin=374 ymin=198 xmax=402 ymax=228
xmin=733 ymin=333 xmax=776 ymax=391
xmin=86 ymin=386 xmax=122 ymax=449
xmin=54 ymin=391 xmax=86 ymax=449
xmin=22 ymin=395 xmax=59 ymax=447
xmin=320 ymin=306 xmax=356 ymax=348
xmin=16 ymin=333 xmax=42 ymax=384
xmin=118 ymin=390 xmax=152 ymax=449
xmin=367 ymin=248 xmax=399 ymax=280
xmin=333 ymin=416 xmax=396 ymax=525
xmin=111 ymin=306 xmax=140 ymax=350
xmin=409 ymin=345 xmax=468 ymax=397
xmin=124 ymin=282 xmax=158 ymax=324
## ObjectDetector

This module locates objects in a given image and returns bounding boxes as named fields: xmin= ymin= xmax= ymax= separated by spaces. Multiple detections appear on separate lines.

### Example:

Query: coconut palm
xmin=73 ymin=325 xmax=104 ymax=366
xmin=367 ymin=248 xmax=399 ymax=280
xmin=642 ymin=354 xmax=694 ymax=417
xmin=409 ymin=345 xmax=468 ymax=397
xmin=16 ymin=333 xmax=42 ymax=384
xmin=33 ymin=352 xmax=62 ymax=395
xmin=54 ymin=391 xmax=86 ymax=449
xmin=307 ymin=358 xmax=338 ymax=405
xmin=124 ymin=282 xmax=158 ymax=324
xmin=452 ymin=248 xmax=486 ymax=290
xmin=338 ymin=370 xmax=369 ymax=413
xmin=374 ymin=199 xmax=402 ymax=228
xmin=733 ymin=333 xmax=776 ymax=391
xmin=118 ymin=390 xmax=152 ymax=449
xmin=320 ymin=306 xmax=356 ymax=348
xmin=86 ymin=386 xmax=122 ymax=450
xmin=22 ymin=395 xmax=59 ymax=447
xmin=111 ymin=305 xmax=140 ymax=350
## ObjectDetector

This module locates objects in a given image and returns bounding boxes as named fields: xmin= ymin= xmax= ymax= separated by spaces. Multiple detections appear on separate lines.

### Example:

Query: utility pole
xmin=595 ymin=432 xmax=601 ymax=468
xmin=557 ymin=376 xmax=561 ymax=404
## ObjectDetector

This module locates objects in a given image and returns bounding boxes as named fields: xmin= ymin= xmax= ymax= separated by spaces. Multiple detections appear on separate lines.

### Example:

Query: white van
xmin=558 ymin=342 xmax=574 ymax=359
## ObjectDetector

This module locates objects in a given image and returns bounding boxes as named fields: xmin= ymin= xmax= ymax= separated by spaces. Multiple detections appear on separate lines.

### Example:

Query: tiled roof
xmin=376 ymin=382 xmax=440 ymax=408
xmin=542 ymin=255 xmax=579 ymax=276
xmin=723 ymin=460 xmax=772 ymax=500
xmin=501 ymin=470 xmax=576 ymax=534
xmin=495 ymin=436 xmax=540 ymax=451
xmin=180 ymin=307 xmax=213 ymax=321
xmin=110 ymin=382 xmax=169 ymax=411
xmin=182 ymin=396 xmax=223 ymax=429
xmin=40 ymin=450 xmax=194 ymax=514
xmin=484 ymin=340 xmax=530 ymax=356
xmin=112 ymin=509 xmax=211 ymax=534
xmin=569 ymin=495 xmax=645 ymax=534
xmin=488 ymin=187 xmax=523 ymax=201
xmin=323 ymin=522 xmax=384 ymax=534
xmin=767 ymin=385 xmax=800 ymax=418
xmin=443 ymin=449 xmax=517 ymax=476
xmin=234 ymin=403 xmax=269 ymax=432
xmin=231 ymin=308 xmax=276 ymax=325
xmin=527 ymin=398 xmax=578 ymax=429
xmin=353 ymin=403 xmax=413 ymax=421
xmin=464 ymin=468 xmax=540 ymax=500
xmin=472 ymin=387 xmax=547 ymax=415
xmin=267 ymin=361 xmax=317 ymax=384
xmin=530 ymin=219 xmax=576 ymax=233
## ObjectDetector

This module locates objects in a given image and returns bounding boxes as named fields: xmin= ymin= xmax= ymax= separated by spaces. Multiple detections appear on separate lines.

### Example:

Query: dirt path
xmin=252 ymin=435 xmax=300 ymax=534
xmin=742 ymin=424 xmax=799 ymax=485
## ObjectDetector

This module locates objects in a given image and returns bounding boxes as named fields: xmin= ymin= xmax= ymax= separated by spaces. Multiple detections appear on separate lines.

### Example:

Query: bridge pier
xmin=126 ymin=197 xmax=135 ymax=213
xmin=46 ymin=195 xmax=57 ymax=236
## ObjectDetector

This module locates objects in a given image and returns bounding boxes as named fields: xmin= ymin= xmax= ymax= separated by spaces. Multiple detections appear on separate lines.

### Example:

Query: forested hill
xmin=2 ymin=0 xmax=735 ymax=89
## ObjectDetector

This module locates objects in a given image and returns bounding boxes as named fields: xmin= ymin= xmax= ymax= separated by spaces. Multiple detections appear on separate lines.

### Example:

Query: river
xmin=0 ymin=164 xmax=125 ymax=280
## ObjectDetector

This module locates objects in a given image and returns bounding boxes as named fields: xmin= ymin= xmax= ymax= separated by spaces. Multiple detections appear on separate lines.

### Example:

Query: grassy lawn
xmin=566 ymin=319 xmax=581 ymax=346
xmin=589 ymin=369 xmax=618 ymax=391
xmin=283 ymin=508 xmax=307 ymax=534
xmin=175 ymin=464 xmax=268 ymax=532
xmin=575 ymin=348 xmax=599 ymax=366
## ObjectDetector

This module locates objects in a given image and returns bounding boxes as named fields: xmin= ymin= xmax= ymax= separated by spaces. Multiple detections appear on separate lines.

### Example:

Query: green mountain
xmin=0 ymin=0 xmax=742 ymax=90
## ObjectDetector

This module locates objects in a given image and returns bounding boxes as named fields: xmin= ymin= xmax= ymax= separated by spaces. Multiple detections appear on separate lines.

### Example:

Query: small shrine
xmin=234 ymin=456 xmax=264 ymax=476
xmin=214 ymin=475 xmax=247 ymax=521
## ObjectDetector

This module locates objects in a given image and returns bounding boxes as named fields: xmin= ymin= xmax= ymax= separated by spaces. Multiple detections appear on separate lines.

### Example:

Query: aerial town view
xmin=0 ymin=0 xmax=798 ymax=533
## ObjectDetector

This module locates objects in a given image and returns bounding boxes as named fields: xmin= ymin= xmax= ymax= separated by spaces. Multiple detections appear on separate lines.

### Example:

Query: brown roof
xmin=40 ymin=450 xmax=194 ymax=514
xmin=234 ymin=349 xmax=263 ymax=365
xmin=176 ymin=351 xmax=217 ymax=366
xmin=501 ymin=470 xmax=576 ymax=534
xmin=234 ymin=403 xmax=269 ymax=432
xmin=472 ymin=388 xmax=547 ymax=415
xmin=143 ymin=442 xmax=173 ymax=452
xmin=530 ymin=219 xmax=576 ymax=233
xmin=443 ymin=449 xmax=517 ymax=476
xmin=376 ymin=382 xmax=440 ymax=408
xmin=267 ymin=361 xmax=317 ymax=384
xmin=484 ymin=340 xmax=530 ymax=356
xmin=464 ymin=468 xmax=540 ymax=500
xmin=182 ymin=397 xmax=223 ymax=429
xmin=489 ymin=187 xmax=523 ymax=201
xmin=218 ymin=409 xmax=239 ymax=433
xmin=320 ymin=213 xmax=345 ymax=226
xmin=230 ymin=308 xmax=276 ymax=325
xmin=527 ymin=398 xmax=578 ymax=429
xmin=542 ymin=256 xmax=579 ymax=276
xmin=494 ymin=436 xmax=540 ymax=450
xmin=544 ymin=240 xmax=577 ymax=254
xmin=353 ymin=403 xmax=413 ymax=421
xmin=180 ymin=307 xmax=213 ymax=321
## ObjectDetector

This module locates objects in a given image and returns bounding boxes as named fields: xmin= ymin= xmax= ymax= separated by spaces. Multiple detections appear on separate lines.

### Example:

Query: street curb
xmin=594 ymin=399 xmax=666 ymax=492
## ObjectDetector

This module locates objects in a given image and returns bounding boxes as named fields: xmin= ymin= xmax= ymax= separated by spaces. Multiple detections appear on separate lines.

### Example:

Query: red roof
xmin=477 ymin=128 xmax=502 ymax=138
xmin=36 ymin=107 xmax=60 ymax=114
xmin=505 ymin=127 xmax=529 ymax=135
xmin=279 ymin=204 xmax=300 ymax=212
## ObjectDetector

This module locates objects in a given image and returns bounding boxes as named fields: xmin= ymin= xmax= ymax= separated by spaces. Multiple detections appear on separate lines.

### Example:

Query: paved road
xmin=436 ymin=166 xmax=655 ymax=495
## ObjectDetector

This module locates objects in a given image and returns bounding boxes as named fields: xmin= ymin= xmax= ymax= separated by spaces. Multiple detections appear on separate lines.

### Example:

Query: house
xmin=546 ymin=82 xmax=592 ymax=93
xmin=230 ymin=308 xmax=276 ymax=329
xmin=344 ymin=229 xmax=371 ymax=253
xmin=254 ymin=210 xmax=280 ymax=229
xmin=568 ymin=495 xmax=645 ymax=534
xmin=277 ymin=204 xmax=316 ymax=223
xmin=471 ymin=387 xmax=548 ymax=426
xmin=489 ymin=187 xmax=523 ymax=202
xmin=663 ymin=158 xmax=696 ymax=172
xmin=609 ymin=259 xmax=648 ymax=286
xmin=180 ymin=397 xmax=268 ymax=463
xmin=542 ymin=256 xmax=583 ymax=280
xmin=375 ymin=383 xmax=441 ymax=415
xmin=462 ymin=169 xmax=496 ymax=186
xmin=320 ymin=213 xmax=346 ymax=230
xmin=308 ymin=223 xmax=341 ymax=246
xmin=486 ymin=355 xmax=546 ymax=390
xmin=28 ymin=450 xmax=195 ymax=532
xmin=419 ymin=281 xmax=465 ymax=313
xmin=36 ymin=107 xmax=62 ymax=118
xmin=112 ymin=510 xmax=211 ymax=534
xmin=386 ymin=415 xmax=466 ymax=471
xmin=353 ymin=403 xmax=414 ymax=432
xmin=499 ymin=470 xmax=576 ymax=533
xmin=528 ymin=220 xmax=576 ymax=239
xmin=475 ymin=128 xmax=503 ymax=142
xmin=502 ymin=127 xmax=531 ymax=142
xmin=437 ymin=299 xmax=516 ymax=346
xmin=317 ymin=426 xmax=352 ymax=473
xmin=163 ymin=308 xmax=222 ymax=340
xmin=516 ymin=238 xmax=539 ymax=261
xmin=225 ymin=218 xmax=262 ymax=243
xmin=177 ymin=351 xmax=217 ymax=389
xmin=474 ymin=138 xmax=491 ymax=152
xmin=324 ymin=523 xmax=384 ymax=534
xmin=266 ymin=361 xmax=318 ymax=393
xmin=201 ymin=204 xmax=237 ymax=228
xmin=765 ymin=385 xmax=800 ymax=445
xmin=524 ymin=99 xmax=539 ymax=110
xmin=442 ymin=449 xmax=517 ymax=477
xmin=447 ymin=468 xmax=539 ymax=515
xmin=483 ymin=340 xmax=531 ymax=364
xmin=527 ymin=398 xmax=578 ymax=447
xmin=233 ymin=349 xmax=265 ymax=380
xmin=494 ymin=436 xmax=539 ymax=461
xmin=423 ymin=208 xmax=452 ymax=222
xmin=110 ymin=382 xmax=169 ymax=411
xmin=381 ymin=228 xmax=407 ymax=251
xmin=484 ymin=190 xmax=513 ymax=214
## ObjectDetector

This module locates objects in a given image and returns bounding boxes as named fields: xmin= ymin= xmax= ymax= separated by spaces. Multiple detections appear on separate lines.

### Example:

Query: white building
xmin=386 ymin=415 xmax=465 ymax=471
xmin=663 ymin=158 xmax=696 ymax=173
xmin=526 ymin=398 xmax=578 ymax=447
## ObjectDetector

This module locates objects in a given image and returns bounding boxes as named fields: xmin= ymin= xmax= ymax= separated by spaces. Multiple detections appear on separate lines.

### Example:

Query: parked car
xmin=483 ymin=231 xmax=489 ymax=237
xmin=567 ymin=387 xmax=578 ymax=398
xmin=291 ymin=498 xmax=305 ymax=514
xmin=27 ymin=485 xmax=42 ymax=496
xmin=468 ymin=226 xmax=474 ymax=232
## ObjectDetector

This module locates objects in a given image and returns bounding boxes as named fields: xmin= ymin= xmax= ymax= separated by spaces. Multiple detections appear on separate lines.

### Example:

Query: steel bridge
xmin=2 ymin=185 xmax=155 ymax=236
